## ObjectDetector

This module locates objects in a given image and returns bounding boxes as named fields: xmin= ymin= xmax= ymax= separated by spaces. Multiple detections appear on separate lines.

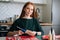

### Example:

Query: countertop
xmin=40 ymin=23 xmax=52 ymax=26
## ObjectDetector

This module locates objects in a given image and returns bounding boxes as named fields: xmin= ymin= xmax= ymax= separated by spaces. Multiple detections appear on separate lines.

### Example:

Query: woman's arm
xmin=7 ymin=31 xmax=19 ymax=36
xmin=7 ymin=30 xmax=24 ymax=36
xmin=34 ymin=18 xmax=44 ymax=36
xmin=25 ymin=30 xmax=42 ymax=36
xmin=25 ymin=30 xmax=36 ymax=36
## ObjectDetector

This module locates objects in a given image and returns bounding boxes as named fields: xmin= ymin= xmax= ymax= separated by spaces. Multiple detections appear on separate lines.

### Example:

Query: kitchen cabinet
xmin=13 ymin=0 xmax=47 ymax=4
xmin=0 ymin=26 xmax=8 ymax=37
xmin=0 ymin=0 xmax=10 ymax=1
xmin=0 ymin=0 xmax=47 ymax=4
xmin=0 ymin=31 xmax=8 ymax=37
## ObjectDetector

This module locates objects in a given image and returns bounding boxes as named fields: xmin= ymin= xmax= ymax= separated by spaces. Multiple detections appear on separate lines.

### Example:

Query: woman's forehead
xmin=26 ymin=4 xmax=34 ymax=8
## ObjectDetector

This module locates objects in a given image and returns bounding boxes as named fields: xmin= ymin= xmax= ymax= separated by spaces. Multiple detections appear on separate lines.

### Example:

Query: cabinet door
xmin=0 ymin=0 xmax=10 ymax=1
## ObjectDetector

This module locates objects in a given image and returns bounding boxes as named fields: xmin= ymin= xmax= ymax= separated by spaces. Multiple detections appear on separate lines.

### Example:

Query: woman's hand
xmin=18 ymin=30 xmax=24 ymax=35
xmin=25 ymin=30 xmax=36 ymax=36
xmin=7 ymin=30 xmax=24 ymax=36
xmin=37 ymin=32 xmax=41 ymax=35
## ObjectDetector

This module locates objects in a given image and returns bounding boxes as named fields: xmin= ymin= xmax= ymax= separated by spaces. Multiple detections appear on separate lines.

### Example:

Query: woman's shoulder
xmin=33 ymin=18 xmax=38 ymax=20
xmin=14 ymin=18 xmax=22 ymax=22
xmin=33 ymin=18 xmax=39 ymax=23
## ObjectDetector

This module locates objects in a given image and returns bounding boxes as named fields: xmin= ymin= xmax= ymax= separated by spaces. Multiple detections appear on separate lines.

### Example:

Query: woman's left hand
xmin=37 ymin=32 xmax=41 ymax=35
xmin=18 ymin=30 xmax=24 ymax=35
xmin=25 ymin=30 xmax=36 ymax=36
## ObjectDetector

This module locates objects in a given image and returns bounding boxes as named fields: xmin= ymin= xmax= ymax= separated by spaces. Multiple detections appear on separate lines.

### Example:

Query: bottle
xmin=52 ymin=29 xmax=55 ymax=40
xmin=49 ymin=30 xmax=52 ymax=40
xmin=49 ymin=27 xmax=53 ymax=40
xmin=13 ymin=15 xmax=19 ymax=21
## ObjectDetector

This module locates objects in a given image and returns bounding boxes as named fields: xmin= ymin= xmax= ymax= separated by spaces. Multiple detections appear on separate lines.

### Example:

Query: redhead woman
xmin=7 ymin=2 xmax=44 ymax=40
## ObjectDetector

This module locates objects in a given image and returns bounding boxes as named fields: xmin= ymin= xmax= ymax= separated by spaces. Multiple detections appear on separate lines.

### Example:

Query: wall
xmin=0 ymin=2 xmax=24 ymax=20
xmin=42 ymin=0 xmax=52 ymax=23
xmin=52 ymin=0 xmax=60 ymax=34
xmin=0 ymin=0 xmax=52 ymax=23
xmin=42 ymin=0 xmax=60 ymax=35
xmin=0 ymin=2 xmax=43 ymax=22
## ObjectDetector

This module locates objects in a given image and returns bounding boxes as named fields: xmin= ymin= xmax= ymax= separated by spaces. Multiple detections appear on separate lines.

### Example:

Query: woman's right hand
xmin=18 ymin=30 xmax=24 ymax=35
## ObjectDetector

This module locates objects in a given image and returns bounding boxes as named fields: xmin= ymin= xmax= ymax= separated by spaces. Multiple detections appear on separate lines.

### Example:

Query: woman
xmin=7 ymin=2 xmax=44 ymax=40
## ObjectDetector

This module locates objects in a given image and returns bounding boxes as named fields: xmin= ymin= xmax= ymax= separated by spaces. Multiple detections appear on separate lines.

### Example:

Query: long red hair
xmin=20 ymin=2 xmax=38 ymax=18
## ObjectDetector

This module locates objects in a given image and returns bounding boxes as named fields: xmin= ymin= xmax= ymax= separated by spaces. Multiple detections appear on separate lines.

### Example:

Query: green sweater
xmin=8 ymin=18 xmax=44 ymax=36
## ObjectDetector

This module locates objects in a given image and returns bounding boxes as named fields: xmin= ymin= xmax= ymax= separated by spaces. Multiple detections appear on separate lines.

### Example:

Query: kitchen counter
xmin=40 ymin=23 xmax=52 ymax=26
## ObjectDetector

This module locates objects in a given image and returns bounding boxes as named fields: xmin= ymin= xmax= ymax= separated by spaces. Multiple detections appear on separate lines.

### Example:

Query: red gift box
xmin=6 ymin=36 xmax=39 ymax=40
xmin=42 ymin=35 xmax=49 ymax=39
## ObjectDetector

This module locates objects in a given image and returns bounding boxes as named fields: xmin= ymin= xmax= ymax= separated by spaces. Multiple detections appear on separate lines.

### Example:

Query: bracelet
xmin=35 ymin=32 xmax=37 ymax=36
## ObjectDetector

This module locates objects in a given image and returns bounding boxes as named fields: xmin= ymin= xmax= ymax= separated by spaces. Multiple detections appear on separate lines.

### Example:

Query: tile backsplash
xmin=0 ymin=2 xmax=24 ymax=20
xmin=0 ymin=2 xmax=43 ymax=22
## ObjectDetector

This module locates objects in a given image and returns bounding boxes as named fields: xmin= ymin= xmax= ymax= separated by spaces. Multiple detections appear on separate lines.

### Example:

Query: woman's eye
xmin=26 ymin=8 xmax=29 ymax=9
xmin=31 ymin=9 xmax=33 ymax=11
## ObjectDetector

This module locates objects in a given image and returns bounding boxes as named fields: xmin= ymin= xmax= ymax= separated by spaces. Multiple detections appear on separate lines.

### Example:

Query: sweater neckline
xmin=20 ymin=18 xmax=33 ymax=20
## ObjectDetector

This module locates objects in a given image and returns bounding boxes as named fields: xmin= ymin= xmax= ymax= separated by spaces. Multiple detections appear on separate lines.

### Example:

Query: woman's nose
xmin=29 ymin=9 xmax=31 ymax=12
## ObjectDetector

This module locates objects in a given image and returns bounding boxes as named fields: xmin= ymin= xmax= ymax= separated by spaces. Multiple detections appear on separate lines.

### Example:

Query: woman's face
xmin=24 ymin=4 xmax=34 ymax=16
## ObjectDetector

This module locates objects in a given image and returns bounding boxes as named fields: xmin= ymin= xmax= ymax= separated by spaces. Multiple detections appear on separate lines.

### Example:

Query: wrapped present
xmin=6 ymin=36 xmax=39 ymax=40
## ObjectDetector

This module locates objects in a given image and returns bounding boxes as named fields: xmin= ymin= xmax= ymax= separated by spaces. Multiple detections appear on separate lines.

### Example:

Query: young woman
xmin=7 ymin=2 xmax=44 ymax=40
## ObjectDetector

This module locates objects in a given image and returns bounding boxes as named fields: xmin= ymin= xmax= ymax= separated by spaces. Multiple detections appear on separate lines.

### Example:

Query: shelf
xmin=0 ymin=22 xmax=13 ymax=26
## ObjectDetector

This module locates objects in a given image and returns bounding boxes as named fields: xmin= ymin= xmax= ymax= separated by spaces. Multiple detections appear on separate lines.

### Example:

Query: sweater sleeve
xmin=34 ymin=18 xmax=44 ymax=35
xmin=8 ymin=19 xmax=19 ymax=32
